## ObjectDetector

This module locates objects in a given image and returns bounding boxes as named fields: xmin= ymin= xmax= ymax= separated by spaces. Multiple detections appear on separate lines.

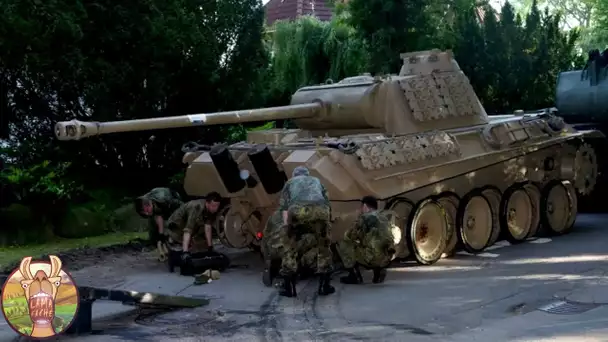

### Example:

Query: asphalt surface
xmin=13 ymin=214 xmax=608 ymax=341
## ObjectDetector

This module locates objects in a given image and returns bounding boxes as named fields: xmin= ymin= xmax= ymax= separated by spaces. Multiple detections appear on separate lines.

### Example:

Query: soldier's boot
xmin=263 ymin=260 xmax=281 ymax=287
xmin=340 ymin=266 xmax=363 ymax=284
xmin=279 ymin=274 xmax=297 ymax=298
xmin=262 ymin=269 xmax=273 ymax=287
xmin=318 ymin=273 xmax=336 ymax=296
xmin=263 ymin=265 xmax=280 ymax=287
xmin=372 ymin=268 xmax=387 ymax=284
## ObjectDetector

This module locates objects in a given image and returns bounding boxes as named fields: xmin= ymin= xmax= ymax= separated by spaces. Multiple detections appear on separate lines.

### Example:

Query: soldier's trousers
xmin=280 ymin=204 xmax=332 ymax=276
xmin=338 ymin=239 xmax=392 ymax=269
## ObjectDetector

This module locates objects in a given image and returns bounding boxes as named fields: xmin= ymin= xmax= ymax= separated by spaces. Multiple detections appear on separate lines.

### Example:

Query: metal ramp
xmin=0 ymin=275 xmax=210 ymax=335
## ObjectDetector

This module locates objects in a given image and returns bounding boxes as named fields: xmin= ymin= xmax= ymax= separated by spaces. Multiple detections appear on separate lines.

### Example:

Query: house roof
xmin=264 ymin=0 xmax=334 ymax=26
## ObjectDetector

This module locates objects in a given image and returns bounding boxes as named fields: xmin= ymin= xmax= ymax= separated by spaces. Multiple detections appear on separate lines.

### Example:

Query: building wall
xmin=265 ymin=0 xmax=334 ymax=26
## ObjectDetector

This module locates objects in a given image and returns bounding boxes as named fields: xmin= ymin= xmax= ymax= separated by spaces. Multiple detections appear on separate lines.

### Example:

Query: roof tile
xmin=264 ymin=0 xmax=334 ymax=25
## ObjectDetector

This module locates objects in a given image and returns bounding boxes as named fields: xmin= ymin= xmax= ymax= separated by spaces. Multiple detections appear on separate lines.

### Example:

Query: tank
xmin=556 ymin=48 xmax=608 ymax=126
xmin=555 ymin=48 xmax=608 ymax=213
xmin=55 ymin=49 xmax=604 ymax=266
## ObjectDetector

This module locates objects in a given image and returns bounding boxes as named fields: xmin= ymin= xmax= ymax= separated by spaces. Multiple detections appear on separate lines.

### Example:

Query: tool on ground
xmin=157 ymin=240 xmax=169 ymax=262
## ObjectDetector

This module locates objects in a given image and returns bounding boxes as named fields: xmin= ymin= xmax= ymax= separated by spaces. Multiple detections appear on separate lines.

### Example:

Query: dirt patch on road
xmin=0 ymin=239 xmax=257 ymax=289
xmin=1 ymin=239 xmax=165 ymax=288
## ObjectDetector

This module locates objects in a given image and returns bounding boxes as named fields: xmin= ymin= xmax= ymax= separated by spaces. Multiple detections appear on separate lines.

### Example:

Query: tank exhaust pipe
xmin=209 ymin=145 xmax=246 ymax=193
xmin=247 ymin=144 xmax=287 ymax=194
xmin=55 ymin=103 xmax=322 ymax=141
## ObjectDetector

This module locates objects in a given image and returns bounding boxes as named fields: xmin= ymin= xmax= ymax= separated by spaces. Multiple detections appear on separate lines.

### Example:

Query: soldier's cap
xmin=292 ymin=166 xmax=310 ymax=177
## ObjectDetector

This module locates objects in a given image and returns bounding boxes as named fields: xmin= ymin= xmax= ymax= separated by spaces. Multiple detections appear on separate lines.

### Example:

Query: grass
xmin=0 ymin=231 xmax=147 ymax=268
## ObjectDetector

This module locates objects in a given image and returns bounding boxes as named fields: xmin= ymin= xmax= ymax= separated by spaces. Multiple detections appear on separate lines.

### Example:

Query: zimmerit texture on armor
xmin=338 ymin=210 xmax=395 ymax=269
xmin=354 ymin=131 xmax=460 ymax=170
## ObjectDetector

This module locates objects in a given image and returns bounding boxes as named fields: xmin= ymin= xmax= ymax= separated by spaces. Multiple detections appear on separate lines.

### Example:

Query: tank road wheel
xmin=500 ymin=185 xmax=534 ymax=244
xmin=217 ymin=205 xmax=254 ymax=249
xmin=456 ymin=190 xmax=493 ymax=254
xmin=385 ymin=199 xmax=414 ymax=261
xmin=573 ymin=143 xmax=598 ymax=196
xmin=433 ymin=193 xmax=459 ymax=258
xmin=406 ymin=198 xmax=449 ymax=265
xmin=480 ymin=186 xmax=502 ymax=247
xmin=540 ymin=180 xmax=578 ymax=235
xmin=215 ymin=206 xmax=233 ymax=247
xmin=563 ymin=181 xmax=578 ymax=230
xmin=522 ymin=183 xmax=541 ymax=238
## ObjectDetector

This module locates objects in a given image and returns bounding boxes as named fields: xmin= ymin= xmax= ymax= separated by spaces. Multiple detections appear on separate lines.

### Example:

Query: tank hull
xmin=204 ymin=113 xmax=600 ymax=265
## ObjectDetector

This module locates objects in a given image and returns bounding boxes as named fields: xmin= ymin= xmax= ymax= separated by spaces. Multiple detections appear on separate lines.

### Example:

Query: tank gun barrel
xmin=55 ymin=103 xmax=321 ymax=141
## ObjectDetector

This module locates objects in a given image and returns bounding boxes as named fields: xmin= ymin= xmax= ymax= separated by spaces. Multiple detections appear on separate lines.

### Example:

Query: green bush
xmin=55 ymin=205 xmax=108 ymax=238
xmin=0 ymin=204 xmax=54 ymax=246
xmin=1 ymin=161 xmax=82 ymax=201
xmin=110 ymin=203 xmax=147 ymax=233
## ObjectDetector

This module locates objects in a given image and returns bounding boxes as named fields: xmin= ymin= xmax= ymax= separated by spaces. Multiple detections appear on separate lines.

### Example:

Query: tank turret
xmin=57 ymin=49 xmax=489 ymax=141
xmin=55 ymin=49 xmax=603 ymax=271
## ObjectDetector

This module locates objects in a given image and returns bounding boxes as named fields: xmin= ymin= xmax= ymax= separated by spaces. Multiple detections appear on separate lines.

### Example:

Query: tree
xmin=511 ymin=0 xmax=606 ymax=51
xmin=589 ymin=0 xmax=608 ymax=50
xmin=348 ymin=0 xmax=438 ymax=75
xmin=449 ymin=1 xmax=581 ymax=114
xmin=0 ymin=0 xmax=269 ymax=190
xmin=267 ymin=15 xmax=368 ymax=103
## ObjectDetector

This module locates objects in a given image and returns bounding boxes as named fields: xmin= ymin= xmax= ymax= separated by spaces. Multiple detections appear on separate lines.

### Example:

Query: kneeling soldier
xmin=165 ymin=192 xmax=222 ymax=273
xmin=338 ymin=196 xmax=395 ymax=284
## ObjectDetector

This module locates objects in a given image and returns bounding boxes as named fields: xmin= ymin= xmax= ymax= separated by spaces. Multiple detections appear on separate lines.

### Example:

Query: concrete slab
xmin=567 ymin=282 xmax=608 ymax=304
xmin=92 ymin=302 xmax=138 ymax=320
xmin=113 ymin=272 xmax=194 ymax=295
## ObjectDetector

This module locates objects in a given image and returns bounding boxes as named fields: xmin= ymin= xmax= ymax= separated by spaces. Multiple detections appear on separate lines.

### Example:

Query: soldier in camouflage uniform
xmin=262 ymin=211 xmax=319 ymax=286
xmin=135 ymin=187 xmax=183 ymax=244
xmin=278 ymin=166 xmax=334 ymax=298
xmin=164 ymin=192 xmax=222 ymax=262
xmin=338 ymin=196 xmax=395 ymax=284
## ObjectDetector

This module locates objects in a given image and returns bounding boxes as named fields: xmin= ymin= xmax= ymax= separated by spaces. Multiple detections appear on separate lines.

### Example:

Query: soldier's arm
xmin=321 ymin=184 xmax=330 ymax=205
xmin=155 ymin=215 xmax=164 ymax=234
xmin=346 ymin=216 xmax=364 ymax=242
xmin=279 ymin=183 xmax=291 ymax=225
xmin=182 ymin=208 xmax=199 ymax=252
xmin=202 ymin=214 xmax=215 ymax=249
xmin=182 ymin=231 xmax=192 ymax=252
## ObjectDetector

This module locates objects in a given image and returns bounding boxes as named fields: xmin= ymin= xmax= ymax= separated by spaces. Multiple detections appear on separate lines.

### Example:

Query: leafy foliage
xmin=0 ymin=160 xmax=82 ymax=205
xmin=590 ymin=0 xmax=608 ymax=50
xmin=0 ymin=0 xmax=269 ymax=190
xmin=441 ymin=0 xmax=582 ymax=113
xmin=348 ymin=0 xmax=439 ymax=75
xmin=268 ymin=15 xmax=369 ymax=101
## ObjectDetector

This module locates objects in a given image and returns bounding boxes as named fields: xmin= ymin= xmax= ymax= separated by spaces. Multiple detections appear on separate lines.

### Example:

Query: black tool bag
xmin=168 ymin=250 xmax=231 ymax=276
